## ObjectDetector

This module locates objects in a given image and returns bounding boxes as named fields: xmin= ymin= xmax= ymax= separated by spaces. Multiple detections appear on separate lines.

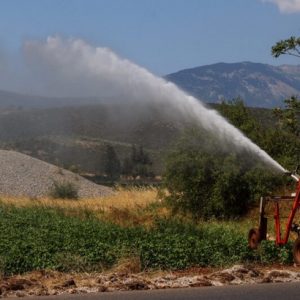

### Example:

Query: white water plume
xmin=24 ymin=36 xmax=286 ymax=173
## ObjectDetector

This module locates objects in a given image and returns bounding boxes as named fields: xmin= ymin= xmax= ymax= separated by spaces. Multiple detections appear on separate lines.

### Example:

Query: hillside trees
xmin=103 ymin=144 xmax=154 ymax=181
xmin=103 ymin=145 xmax=121 ymax=180
xmin=219 ymin=98 xmax=262 ymax=141
xmin=122 ymin=144 xmax=153 ymax=179
xmin=273 ymin=96 xmax=300 ymax=137
xmin=219 ymin=99 xmax=300 ymax=169
xmin=272 ymin=96 xmax=300 ymax=167
xmin=271 ymin=36 xmax=300 ymax=167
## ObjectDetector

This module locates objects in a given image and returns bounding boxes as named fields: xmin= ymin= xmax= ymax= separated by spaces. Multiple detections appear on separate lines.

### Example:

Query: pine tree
xmin=104 ymin=145 xmax=121 ymax=180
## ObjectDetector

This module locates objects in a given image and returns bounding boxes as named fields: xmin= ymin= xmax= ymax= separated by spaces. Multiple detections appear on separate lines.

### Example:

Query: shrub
xmin=258 ymin=240 xmax=293 ymax=265
xmin=163 ymin=128 xmax=284 ymax=219
xmin=164 ymin=136 xmax=249 ymax=218
xmin=50 ymin=181 xmax=79 ymax=199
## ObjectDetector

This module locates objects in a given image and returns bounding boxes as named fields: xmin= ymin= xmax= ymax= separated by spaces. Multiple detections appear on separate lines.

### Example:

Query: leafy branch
xmin=272 ymin=36 xmax=300 ymax=58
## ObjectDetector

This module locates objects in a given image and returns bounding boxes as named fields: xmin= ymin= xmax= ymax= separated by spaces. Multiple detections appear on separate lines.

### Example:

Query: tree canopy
xmin=271 ymin=36 xmax=300 ymax=58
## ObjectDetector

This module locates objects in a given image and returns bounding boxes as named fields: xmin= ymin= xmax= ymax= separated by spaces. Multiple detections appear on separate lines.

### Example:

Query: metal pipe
xmin=291 ymin=174 xmax=300 ymax=182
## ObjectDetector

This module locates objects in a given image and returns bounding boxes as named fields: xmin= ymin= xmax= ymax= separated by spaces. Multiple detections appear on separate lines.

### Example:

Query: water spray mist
xmin=24 ymin=37 xmax=286 ymax=173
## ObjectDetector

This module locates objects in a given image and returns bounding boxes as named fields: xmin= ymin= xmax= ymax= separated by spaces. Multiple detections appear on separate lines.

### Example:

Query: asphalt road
xmin=23 ymin=282 xmax=300 ymax=300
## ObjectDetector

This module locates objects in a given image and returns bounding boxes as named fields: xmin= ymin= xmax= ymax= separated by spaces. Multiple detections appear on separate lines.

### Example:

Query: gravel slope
xmin=0 ymin=150 xmax=112 ymax=198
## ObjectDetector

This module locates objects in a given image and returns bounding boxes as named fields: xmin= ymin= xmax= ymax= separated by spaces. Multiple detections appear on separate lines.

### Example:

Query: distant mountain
xmin=1 ymin=61 xmax=299 ymax=109
xmin=166 ymin=62 xmax=300 ymax=108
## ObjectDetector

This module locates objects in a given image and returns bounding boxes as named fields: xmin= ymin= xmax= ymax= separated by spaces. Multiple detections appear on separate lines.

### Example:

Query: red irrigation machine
xmin=248 ymin=167 xmax=300 ymax=263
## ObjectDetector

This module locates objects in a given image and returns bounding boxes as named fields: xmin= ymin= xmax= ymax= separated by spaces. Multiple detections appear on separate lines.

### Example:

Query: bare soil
xmin=1 ymin=265 xmax=300 ymax=298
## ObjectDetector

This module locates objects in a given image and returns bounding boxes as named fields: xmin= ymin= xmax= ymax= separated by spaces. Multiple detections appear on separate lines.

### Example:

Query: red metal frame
xmin=274 ymin=180 xmax=300 ymax=245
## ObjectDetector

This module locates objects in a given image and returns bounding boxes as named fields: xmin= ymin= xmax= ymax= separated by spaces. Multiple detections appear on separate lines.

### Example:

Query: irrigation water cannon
xmin=248 ymin=167 xmax=300 ymax=264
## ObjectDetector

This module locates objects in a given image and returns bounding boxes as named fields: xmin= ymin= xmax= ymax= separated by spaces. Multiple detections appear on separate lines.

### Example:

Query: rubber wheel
xmin=248 ymin=228 xmax=260 ymax=249
xmin=293 ymin=237 xmax=300 ymax=265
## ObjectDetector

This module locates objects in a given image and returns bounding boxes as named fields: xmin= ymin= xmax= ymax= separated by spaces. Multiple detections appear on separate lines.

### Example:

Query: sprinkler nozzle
xmin=284 ymin=170 xmax=292 ymax=176
xmin=283 ymin=169 xmax=299 ymax=182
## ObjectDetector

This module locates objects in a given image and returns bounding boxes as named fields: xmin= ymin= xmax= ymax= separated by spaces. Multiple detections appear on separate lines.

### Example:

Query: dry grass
xmin=110 ymin=256 xmax=142 ymax=274
xmin=0 ymin=187 xmax=157 ymax=210
xmin=6 ymin=186 xmax=295 ymax=232
xmin=0 ymin=187 xmax=168 ymax=226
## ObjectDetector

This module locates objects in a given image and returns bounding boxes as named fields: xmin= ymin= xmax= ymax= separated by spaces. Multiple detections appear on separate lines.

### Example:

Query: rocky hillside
xmin=166 ymin=62 xmax=300 ymax=108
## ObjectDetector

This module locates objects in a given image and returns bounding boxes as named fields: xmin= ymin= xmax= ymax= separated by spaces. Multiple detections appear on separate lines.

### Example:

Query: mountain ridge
xmin=166 ymin=62 xmax=300 ymax=108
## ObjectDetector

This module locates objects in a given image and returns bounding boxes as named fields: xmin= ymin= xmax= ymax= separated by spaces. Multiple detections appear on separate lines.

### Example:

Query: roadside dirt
xmin=1 ymin=264 xmax=300 ymax=298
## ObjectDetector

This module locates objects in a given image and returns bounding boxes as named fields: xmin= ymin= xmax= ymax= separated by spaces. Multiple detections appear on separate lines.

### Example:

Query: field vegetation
xmin=0 ymin=187 xmax=295 ymax=276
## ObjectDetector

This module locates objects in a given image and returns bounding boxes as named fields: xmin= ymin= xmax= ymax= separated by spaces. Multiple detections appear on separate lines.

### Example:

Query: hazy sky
xmin=0 ymin=0 xmax=299 ymax=76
